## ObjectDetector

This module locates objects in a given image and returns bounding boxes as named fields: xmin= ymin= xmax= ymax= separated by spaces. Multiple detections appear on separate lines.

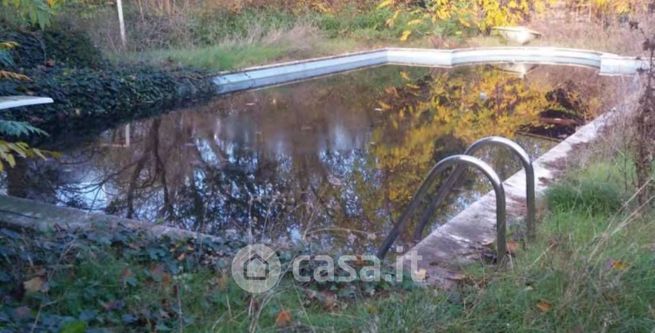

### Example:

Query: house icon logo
xmin=244 ymin=253 xmax=269 ymax=280
xmin=231 ymin=244 xmax=281 ymax=293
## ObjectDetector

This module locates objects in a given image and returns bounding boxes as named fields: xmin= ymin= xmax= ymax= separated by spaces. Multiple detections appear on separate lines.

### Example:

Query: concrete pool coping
xmin=213 ymin=47 xmax=647 ymax=94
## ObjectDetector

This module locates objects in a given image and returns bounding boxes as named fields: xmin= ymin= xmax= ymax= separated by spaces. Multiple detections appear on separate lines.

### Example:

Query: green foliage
xmin=0 ymin=222 xmax=417 ymax=331
xmin=132 ymin=43 xmax=290 ymax=71
xmin=0 ymin=0 xmax=58 ymax=28
xmin=188 ymin=8 xmax=298 ymax=46
xmin=315 ymin=6 xmax=402 ymax=39
xmin=0 ymin=120 xmax=48 ymax=137
xmin=546 ymin=161 xmax=627 ymax=215
xmin=0 ymin=225 xmax=248 ymax=332
xmin=0 ymin=26 xmax=105 ymax=69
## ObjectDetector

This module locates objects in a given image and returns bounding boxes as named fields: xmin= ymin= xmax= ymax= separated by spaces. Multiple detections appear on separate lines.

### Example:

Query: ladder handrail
xmin=413 ymin=136 xmax=536 ymax=242
xmin=376 ymin=155 xmax=507 ymax=262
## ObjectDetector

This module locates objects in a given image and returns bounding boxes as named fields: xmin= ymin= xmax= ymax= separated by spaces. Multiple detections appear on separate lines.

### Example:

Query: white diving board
xmin=0 ymin=96 xmax=54 ymax=110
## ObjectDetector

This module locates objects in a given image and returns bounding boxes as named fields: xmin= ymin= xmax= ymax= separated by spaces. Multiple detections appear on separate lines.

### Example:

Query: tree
xmin=634 ymin=36 xmax=655 ymax=206
xmin=0 ymin=18 xmax=53 ymax=171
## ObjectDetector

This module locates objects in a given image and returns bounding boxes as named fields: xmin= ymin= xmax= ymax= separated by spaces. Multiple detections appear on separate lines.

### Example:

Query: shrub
xmin=0 ymin=24 xmax=105 ymax=69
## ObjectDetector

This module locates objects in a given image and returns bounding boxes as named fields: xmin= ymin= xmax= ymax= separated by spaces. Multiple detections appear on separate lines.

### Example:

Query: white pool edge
xmin=213 ymin=47 xmax=647 ymax=94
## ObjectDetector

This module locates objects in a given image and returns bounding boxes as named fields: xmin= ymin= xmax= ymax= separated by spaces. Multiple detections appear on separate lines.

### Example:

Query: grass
xmin=104 ymin=6 xmax=433 ymax=71
xmin=2 ymin=157 xmax=654 ymax=332
xmin=117 ymin=37 xmax=366 ymax=71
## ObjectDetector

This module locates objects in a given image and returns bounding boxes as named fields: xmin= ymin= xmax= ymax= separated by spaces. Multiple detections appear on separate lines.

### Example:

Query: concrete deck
xmin=0 ymin=195 xmax=225 ymax=243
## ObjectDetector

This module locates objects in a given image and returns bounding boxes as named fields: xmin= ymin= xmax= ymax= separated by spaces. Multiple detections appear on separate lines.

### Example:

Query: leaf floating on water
xmin=275 ymin=309 xmax=292 ymax=327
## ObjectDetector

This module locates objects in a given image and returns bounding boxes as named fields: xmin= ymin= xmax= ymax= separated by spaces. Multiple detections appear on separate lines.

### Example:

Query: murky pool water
xmin=1 ymin=64 xmax=625 ymax=253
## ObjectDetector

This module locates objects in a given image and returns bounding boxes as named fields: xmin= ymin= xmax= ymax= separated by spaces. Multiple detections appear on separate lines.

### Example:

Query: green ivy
xmin=0 ymin=27 xmax=215 ymax=137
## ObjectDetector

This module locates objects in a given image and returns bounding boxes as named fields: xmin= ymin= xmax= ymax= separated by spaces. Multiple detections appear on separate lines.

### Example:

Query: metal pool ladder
xmin=376 ymin=136 xmax=536 ymax=264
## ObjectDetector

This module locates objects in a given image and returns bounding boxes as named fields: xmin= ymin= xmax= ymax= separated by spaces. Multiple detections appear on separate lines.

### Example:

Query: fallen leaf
xmin=506 ymin=240 xmax=520 ymax=255
xmin=320 ymin=291 xmax=338 ymax=310
xmin=275 ymin=309 xmax=292 ymax=327
xmin=536 ymin=300 xmax=552 ymax=312
xmin=609 ymin=260 xmax=628 ymax=271
xmin=413 ymin=269 xmax=427 ymax=281
xmin=23 ymin=277 xmax=45 ymax=293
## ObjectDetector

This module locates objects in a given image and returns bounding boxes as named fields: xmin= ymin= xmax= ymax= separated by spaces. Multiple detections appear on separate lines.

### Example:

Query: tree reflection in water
xmin=1 ymin=65 xmax=623 ymax=253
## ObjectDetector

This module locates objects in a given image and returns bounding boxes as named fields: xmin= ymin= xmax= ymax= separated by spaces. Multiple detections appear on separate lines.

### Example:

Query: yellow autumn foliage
xmin=367 ymin=67 xmax=552 ymax=206
xmin=382 ymin=0 xmax=554 ymax=40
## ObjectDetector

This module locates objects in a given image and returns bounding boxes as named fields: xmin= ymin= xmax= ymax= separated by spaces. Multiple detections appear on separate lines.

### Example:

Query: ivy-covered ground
xmin=1 ymin=157 xmax=654 ymax=332
xmin=0 ymin=221 xmax=417 ymax=332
